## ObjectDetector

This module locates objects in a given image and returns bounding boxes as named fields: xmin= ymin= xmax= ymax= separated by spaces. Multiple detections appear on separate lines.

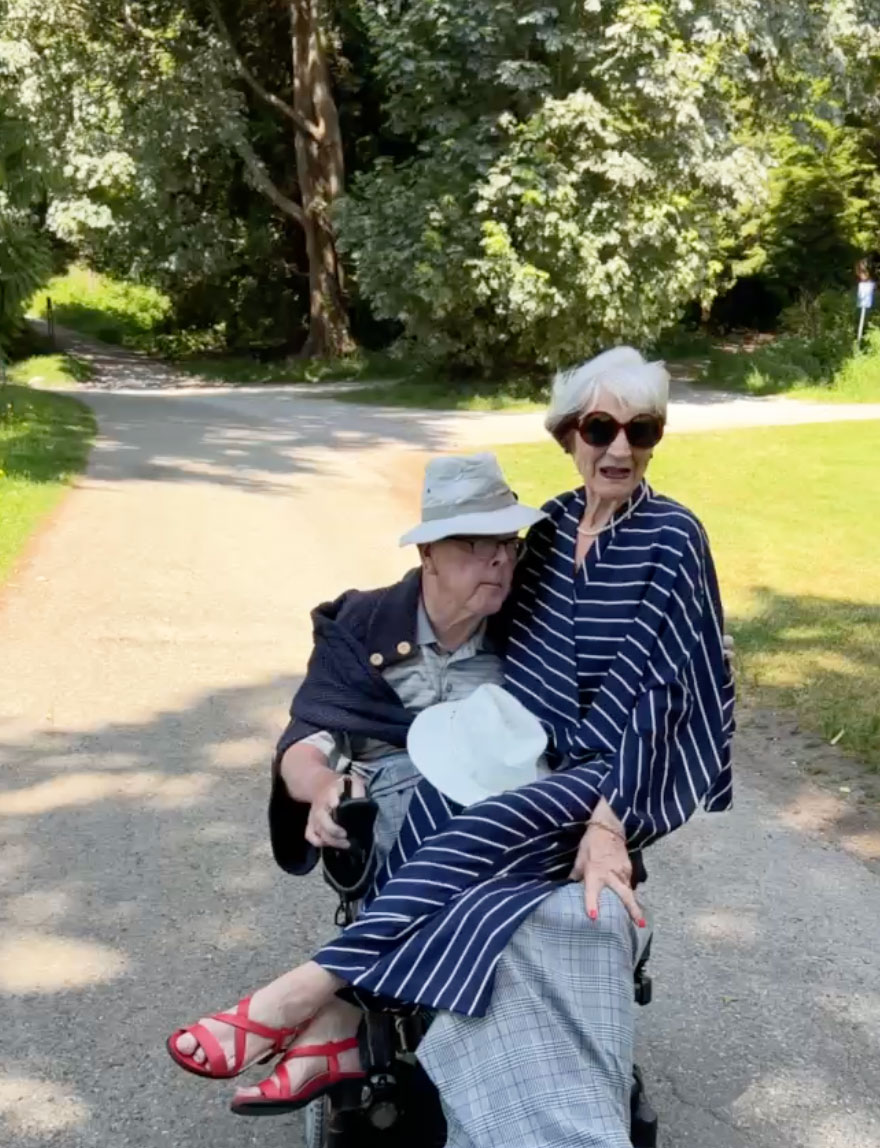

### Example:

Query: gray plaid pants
xmin=364 ymin=755 xmax=640 ymax=1148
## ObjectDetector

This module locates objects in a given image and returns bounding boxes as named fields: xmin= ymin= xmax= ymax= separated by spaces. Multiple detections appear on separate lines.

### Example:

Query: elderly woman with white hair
xmin=168 ymin=347 xmax=734 ymax=1147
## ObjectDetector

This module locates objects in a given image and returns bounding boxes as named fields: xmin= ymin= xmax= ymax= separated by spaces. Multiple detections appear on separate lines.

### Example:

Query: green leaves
xmin=338 ymin=0 xmax=811 ymax=369
xmin=1 ymin=0 xmax=312 ymax=348
xmin=5 ymin=0 xmax=880 ymax=371
xmin=0 ymin=92 xmax=52 ymax=351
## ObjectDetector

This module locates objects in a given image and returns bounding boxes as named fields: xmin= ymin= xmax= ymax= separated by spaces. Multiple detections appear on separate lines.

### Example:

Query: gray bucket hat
xmin=399 ymin=453 xmax=546 ymax=546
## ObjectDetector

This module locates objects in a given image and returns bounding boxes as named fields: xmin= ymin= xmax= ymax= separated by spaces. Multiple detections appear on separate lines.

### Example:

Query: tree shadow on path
xmin=77 ymin=387 xmax=465 ymax=496
xmin=0 ymin=673 xmax=326 ymax=1148
xmin=1 ymin=670 xmax=879 ymax=1146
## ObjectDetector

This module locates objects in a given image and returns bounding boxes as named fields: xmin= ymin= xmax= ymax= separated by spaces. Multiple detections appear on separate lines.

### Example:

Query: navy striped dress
xmin=314 ymin=482 xmax=735 ymax=1016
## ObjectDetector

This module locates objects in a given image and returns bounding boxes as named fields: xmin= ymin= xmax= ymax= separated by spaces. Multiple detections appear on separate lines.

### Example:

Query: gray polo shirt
xmin=303 ymin=599 xmax=505 ymax=766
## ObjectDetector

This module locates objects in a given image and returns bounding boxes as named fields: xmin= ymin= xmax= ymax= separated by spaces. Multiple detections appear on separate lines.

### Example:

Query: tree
xmin=703 ymin=0 xmax=880 ymax=327
xmin=206 ymin=0 xmax=353 ymax=356
xmin=739 ymin=120 xmax=880 ymax=292
xmin=7 ymin=0 xmax=880 ymax=371
xmin=335 ymin=0 xmax=843 ymax=371
xmin=0 ymin=25 xmax=52 ymax=352
xmin=2 ymin=0 xmax=356 ymax=356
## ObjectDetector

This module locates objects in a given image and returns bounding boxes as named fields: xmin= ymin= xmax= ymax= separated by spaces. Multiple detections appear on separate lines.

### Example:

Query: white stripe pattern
xmin=313 ymin=482 xmax=734 ymax=1017
xmin=505 ymin=482 xmax=734 ymax=847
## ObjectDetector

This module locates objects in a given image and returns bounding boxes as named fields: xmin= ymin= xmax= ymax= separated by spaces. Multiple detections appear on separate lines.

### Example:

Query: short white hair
xmin=545 ymin=347 xmax=670 ymax=442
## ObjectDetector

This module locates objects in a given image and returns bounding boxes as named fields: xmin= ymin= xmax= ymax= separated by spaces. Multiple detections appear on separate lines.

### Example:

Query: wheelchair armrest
xmin=634 ymin=932 xmax=653 ymax=1006
xmin=630 ymin=849 xmax=648 ymax=888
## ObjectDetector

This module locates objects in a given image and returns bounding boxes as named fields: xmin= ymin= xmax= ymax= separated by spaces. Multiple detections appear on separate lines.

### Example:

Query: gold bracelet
xmin=587 ymin=819 xmax=627 ymax=844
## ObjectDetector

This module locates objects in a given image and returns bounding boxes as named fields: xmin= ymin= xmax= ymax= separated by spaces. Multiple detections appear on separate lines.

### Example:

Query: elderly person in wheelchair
xmin=168 ymin=348 xmax=736 ymax=1148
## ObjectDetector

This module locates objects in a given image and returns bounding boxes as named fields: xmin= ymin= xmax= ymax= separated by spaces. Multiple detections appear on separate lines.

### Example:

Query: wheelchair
xmin=303 ymin=784 xmax=659 ymax=1148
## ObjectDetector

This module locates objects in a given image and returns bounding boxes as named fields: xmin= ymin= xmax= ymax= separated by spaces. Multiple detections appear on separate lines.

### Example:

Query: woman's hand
xmin=570 ymin=805 xmax=645 ymax=928
xmin=304 ymin=772 xmax=367 ymax=850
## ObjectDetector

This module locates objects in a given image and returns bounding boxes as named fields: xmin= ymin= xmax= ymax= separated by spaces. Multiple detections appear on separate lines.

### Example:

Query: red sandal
xmin=166 ymin=995 xmax=309 ymax=1080
xmin=229 ymin=1036 xmax=365 ymax=1116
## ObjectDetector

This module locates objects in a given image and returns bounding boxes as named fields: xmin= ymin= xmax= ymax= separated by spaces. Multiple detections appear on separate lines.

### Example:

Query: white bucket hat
xmin=407 ymin=683 xmax=548 ymax=807
xmin=399 ymin=453 xmax=546 ymax=546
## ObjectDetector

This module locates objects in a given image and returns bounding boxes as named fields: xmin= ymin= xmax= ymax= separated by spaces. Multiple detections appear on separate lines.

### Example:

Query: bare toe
xmin=176 ymin=1032 xmax=197 ymax=1056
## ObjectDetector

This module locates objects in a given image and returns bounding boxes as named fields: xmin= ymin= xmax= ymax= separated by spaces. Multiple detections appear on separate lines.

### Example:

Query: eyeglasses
xmin=577 ymin=411 xmax=665 ymax=450
xmin=448 ymin=535 xmax=524 ymax=562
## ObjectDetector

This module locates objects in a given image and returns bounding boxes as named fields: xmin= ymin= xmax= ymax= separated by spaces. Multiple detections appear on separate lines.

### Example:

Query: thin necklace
xmin=577 ymin=519 xmax=614 ymax=537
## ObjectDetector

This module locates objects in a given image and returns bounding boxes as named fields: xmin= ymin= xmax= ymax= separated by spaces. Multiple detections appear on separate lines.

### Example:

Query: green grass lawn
xmin=8 ymin=352 xmax=94 ymax=388
xmin=493 ymin=422 xmax=880 ymax=770
xmin=679 ymin=348 xmax=880 ymax=403
xmin=0 ymin=385 xmax=96 ymax=584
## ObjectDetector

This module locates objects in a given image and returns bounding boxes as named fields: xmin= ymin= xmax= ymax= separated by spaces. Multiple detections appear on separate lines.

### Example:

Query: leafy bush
xmin=29 ymin=267 xmax=172 ymax=349
xmin=0 ymin=210 xmax=53 ymax=353
xmin=735 ymin=339 xmax=827 ymax=393
xmin=828 ymin=327 xmax=880 ymax=399
xmin=651 ymin=327 xmax=714 ymax=362
xmin=26 ymin=266 xmax=299 ymax=361
xmin=0 ymin=111 xmax=53 ymax=353
xmin=148 ymin=327 xmax=229 ymax=359
xmin=706 ymin=332 xmax=880 ymax=400
xmin=780 ymin=289 xmax=853 ymax=341
xmin=338 ymin=2 xmax=802 ymax=372
xmin=693 ymin=289 xmax=880 ymax=399
xmin=180 ymin=347 xmax=404 ymax=385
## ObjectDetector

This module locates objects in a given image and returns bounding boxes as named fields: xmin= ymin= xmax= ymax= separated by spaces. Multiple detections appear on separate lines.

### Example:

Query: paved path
xmin=41 ymin=321 xmax=880 ymax=447
xmin=1 ymin=336 xmax=878 ymax=1148
xmin=450 ymin=381 xmax=880 ymax=445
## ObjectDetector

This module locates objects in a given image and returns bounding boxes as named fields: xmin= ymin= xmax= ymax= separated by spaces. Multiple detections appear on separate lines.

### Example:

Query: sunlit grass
xmin=7 ymin=352 xmax=94 ymax=388
xmin=28 ymin=265 xmax=171 ymax=348
xmin=0 ymin=385 xmax=95 ymax=583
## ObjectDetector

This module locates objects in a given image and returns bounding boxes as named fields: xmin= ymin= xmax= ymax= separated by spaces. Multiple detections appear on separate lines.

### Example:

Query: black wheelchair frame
xmin=304 ymin=786 xmax=659 ymax=1148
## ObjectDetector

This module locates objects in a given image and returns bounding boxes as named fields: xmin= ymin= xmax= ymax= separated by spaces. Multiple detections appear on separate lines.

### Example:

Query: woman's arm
xmin=595 ymin=526 xmax=734 ymax=848
xmin=567 ymin=528 xmax=733 ymax=921
xmin=570 ymin=796 xmax=645 ymax=925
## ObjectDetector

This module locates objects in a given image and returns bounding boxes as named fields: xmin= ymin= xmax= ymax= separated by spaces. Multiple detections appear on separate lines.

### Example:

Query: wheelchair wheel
xmin=303 ymin=1096 xmax=387 ymax=1148
xmin=303 ymin=1098 xmax=328 ymax=1148
xmin=301 ymin=1060 xmax=446 ymax=1148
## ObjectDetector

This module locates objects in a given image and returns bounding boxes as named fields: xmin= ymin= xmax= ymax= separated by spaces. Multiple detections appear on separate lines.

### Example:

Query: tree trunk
xmin=290 ymin=0 xmax=353 ymax=358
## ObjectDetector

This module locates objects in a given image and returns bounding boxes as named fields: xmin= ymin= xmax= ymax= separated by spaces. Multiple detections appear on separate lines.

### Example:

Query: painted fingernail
xmin=588 ymin=909 xmax=598 ymax=920
xmin=637 ymin=918 xmax=647 ymax=929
